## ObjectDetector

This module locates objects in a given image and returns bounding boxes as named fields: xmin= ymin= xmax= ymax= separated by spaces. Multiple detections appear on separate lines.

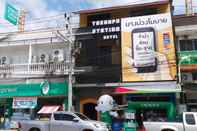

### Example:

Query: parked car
xmin=10 ymin=112 xmax=31 ymax=129
xmin=17 ymin=111 xmax=110 ymax=131
xmin=144 ymin=112 xmax=197 ymax=131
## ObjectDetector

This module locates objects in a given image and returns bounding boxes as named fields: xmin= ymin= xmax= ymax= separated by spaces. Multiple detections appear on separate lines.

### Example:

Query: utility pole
xmin=56 ymin=13 xmax=83 ymax=112
xmin=185 ymin=0 xmax=194 ymax=16
xmin=65 ymin=13 xmax=74 ymax=112
xmin=55 ymin=13 xmax=74 ymax=112
xmin=18 ymin=10 xmax=26 ymax=32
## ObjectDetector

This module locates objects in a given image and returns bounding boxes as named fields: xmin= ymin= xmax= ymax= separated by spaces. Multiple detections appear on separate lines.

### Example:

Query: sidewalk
xmin=0 ymin=130 xmax=17 ymax=131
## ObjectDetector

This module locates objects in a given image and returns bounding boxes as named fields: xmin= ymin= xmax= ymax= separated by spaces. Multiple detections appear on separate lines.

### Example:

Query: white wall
xmin=0 ymin=28 xmax=70 ymax=64
xmin=0 ymin=45 xmax=29 ymax=64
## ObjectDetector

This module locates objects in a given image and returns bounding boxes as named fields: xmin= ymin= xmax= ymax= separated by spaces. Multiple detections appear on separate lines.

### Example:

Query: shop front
xmin=0 ymin=80 xmax=68 ymax=120
xmin=0 ymin=99 xmax=12 ymax=128
xmin=114 ymin=81 xmax=181 ymax=121
xmin=184 ymin=87 xmax=197 ymax=112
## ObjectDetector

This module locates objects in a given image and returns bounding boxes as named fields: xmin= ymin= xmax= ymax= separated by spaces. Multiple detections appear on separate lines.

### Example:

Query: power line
xmin=85 ymin=50 xmax=176 ymax=61
xmin=0 ymin=3 xmax=192 ymax=31
xmin=77 ymin=64 xmax=177 ymax=76
xmin=0 ymin=10 xmax=193 ymax=34
xmin=77 ymin=53 xmax=177 ymax=68
xmin=0 ymin=12 xmax=79 ymax=29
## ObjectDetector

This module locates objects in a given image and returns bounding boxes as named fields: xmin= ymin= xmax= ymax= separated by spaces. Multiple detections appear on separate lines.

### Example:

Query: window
xmin=180 ymin=40 xmax=193 ymax=51
xmin=74 ymin=113 xmax=89 ymax=120
xmin=179 ymin=39 xmax=197 ymax=51
xmin=185 ymin=114 xmax=195 ymax=125
xmin=54 ymin=114 xmax=75 ymax=121
xmin=129 ymin=8 xmax=157 ymax=17
xmin=194 ymin=40 xmax=197 ymax=50
xmin=98 ymin=46 xmax=112 ymax=65
xmin=192 ymin=72 xmax=197 ymax=80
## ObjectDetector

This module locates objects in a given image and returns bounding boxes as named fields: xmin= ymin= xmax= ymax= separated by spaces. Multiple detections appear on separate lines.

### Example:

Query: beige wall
xmin=79 ymin=3 xmax=171 ymax=65
xmin=79 ymin=4 xmax=170 ymax=27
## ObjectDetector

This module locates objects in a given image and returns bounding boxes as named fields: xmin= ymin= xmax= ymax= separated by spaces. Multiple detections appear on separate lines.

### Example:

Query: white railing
xmin=0 ymin=63 xmax=69 ymax=76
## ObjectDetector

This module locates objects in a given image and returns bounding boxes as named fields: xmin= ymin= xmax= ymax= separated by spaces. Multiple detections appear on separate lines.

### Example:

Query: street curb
xmin=0 ymin=130 xmax=17 ymax=131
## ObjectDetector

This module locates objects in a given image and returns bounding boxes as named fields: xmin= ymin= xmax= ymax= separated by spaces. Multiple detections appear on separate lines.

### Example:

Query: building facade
xmin=174 ymin=14 xmax=197 ymax=112
xmin=75 ymin=0 xmax=180 ymax=121
xmin=0 ymin=28 xmax=70 ymax=120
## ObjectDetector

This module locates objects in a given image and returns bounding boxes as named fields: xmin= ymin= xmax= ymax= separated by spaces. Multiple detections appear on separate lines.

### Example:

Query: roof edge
xmin=75 ymin=0 xmax=170 ymax=14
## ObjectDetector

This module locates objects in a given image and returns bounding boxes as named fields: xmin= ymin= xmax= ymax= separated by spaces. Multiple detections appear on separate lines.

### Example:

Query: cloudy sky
xmin=8 ymin=0 xmax=195 ymax=18
xmin=0 ymin=0 xmax=196 ymax=32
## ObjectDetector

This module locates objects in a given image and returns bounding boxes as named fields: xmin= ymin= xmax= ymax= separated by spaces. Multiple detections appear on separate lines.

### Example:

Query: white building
xmin=0 ymin=27 xmax=72 ymax=118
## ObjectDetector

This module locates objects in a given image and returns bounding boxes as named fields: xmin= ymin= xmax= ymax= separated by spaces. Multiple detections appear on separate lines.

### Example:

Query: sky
xmin=0 ymin=0 xmax=196 ymax=33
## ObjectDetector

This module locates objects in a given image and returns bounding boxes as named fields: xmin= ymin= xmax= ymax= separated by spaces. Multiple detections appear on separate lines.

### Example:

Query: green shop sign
xmin=0 ymin=81 xmax=68 ymax=97
xmin=128 ymin=101 xmax=175 ymax=121
xmin=178 ymin=51 xmax=197 ymax=65
xmin=4 ymin=3 xmax=19 ymax=25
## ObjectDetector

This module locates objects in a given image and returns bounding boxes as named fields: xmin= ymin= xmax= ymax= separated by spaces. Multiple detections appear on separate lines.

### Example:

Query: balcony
xmin=0 ymin=63 xmax=69 ymax=78
xmin=76 ymin=64 xmax=121 ymax=83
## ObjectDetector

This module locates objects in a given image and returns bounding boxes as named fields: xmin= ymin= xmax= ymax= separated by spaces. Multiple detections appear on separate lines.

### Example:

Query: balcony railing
xmin=0 ymin=63 xmax=69 ymax=77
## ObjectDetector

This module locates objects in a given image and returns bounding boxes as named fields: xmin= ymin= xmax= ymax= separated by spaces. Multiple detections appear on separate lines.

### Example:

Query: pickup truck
xmin=16 ymin=111 xmax=110 ymax=131
xmin=143 ymin=112 xmax=197 ymax=131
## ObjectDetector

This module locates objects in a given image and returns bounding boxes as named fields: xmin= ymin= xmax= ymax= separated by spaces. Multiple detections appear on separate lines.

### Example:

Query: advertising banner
xmin=121 ymin=13 xmax=177 ymax=82
xmin=13 ymin=97 xmax=37 ymax=109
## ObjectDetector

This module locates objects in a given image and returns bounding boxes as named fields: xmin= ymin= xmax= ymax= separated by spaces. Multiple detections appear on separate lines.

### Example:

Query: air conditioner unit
xmin=1 ymin=56 xmax=9 ymax=65
xmin=39 ymin=53 xmax=49 ymax=63
xmin=31 ymin=55 xmax=37 ymax=63
xmin=182 ymin=73 xmax=193 ymax=82
xmin=52 ymin=49 xmax=64 ymax=63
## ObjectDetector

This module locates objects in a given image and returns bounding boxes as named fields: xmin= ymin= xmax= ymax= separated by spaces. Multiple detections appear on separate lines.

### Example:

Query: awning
xmin=38 ymin=106 xmax=60 ymax=114
xmin=114 ymin=82 xmax=181 ymax=94
xmin=115 ymin=87 xmax=181 ymax=94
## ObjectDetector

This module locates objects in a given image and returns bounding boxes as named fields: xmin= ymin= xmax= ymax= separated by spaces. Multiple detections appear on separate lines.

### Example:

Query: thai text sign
xmin=13 ymin=97 xmax=37 ymax=109
xmin=121 ymin=13 xmax=177 ymax=82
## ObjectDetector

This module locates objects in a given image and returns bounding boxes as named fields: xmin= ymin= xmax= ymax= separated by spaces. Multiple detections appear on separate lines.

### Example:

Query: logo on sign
xmin=41 ymin=80 xmax=50 ymax=95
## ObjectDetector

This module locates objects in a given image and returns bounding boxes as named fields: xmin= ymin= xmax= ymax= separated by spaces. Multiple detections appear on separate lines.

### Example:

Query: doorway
xmin=80 ymin=98 xmax=98 ymax=120
xmin=83 ymin=103 xmax=97 ymax=120
xmin=0 ymin=105 xmax=6 ymax=128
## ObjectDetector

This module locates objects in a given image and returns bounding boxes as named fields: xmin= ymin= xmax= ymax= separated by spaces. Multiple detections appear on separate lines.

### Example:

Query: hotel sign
xmin=91 ymin=18 xmax=120 ymax=40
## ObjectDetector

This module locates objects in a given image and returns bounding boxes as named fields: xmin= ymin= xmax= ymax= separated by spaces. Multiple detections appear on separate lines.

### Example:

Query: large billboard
xmin=121 ymin=13 xmax=177 ymax=82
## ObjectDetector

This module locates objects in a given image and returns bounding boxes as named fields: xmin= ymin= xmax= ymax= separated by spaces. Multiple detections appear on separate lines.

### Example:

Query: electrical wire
xmin=2 ymin=0 xmax=160 ymax=26
xmin=76 ymin=50 xmax=177 ymax=67
xmin=0 ymin=3 xmax=193 ymax=31
xmin=0 ymin=1 xmax=189 ymax=81
xmin=0 ymin=1 xmax=188 ymax=76
xmin=75 ymin=52 xmax=177 ymax=74
xmin=76 ymin=65 xmax=178 ymax=77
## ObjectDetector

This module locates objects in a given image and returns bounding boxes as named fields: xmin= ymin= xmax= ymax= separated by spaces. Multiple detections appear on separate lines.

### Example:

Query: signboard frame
xmin=121 ymin=12 xmax=177 ymax=82
xmin=13 ymin=97 xmax=37 ymax=109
